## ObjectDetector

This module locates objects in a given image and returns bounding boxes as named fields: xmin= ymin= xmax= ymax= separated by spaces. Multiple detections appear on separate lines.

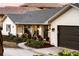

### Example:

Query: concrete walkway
xmin=18 ymin=42 xmax=63 ymax=55
xmin=4 ymin=47 xmax=39 ymax=56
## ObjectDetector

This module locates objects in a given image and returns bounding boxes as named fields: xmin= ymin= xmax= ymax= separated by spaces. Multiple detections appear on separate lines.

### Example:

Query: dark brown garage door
xmin=58 ymin=26 xmax=79 ymax=50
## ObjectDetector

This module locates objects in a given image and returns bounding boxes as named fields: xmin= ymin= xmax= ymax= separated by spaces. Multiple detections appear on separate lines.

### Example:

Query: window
xmin=6 ymin=24 xmax=11 ymax=32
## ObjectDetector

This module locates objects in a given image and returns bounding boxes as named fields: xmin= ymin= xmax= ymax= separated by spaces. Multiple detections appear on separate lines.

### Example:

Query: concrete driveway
xmin=4 ymin=47 xmax=38 ymax=56
xmin=3 ymin=41 xmax=78 ymax=56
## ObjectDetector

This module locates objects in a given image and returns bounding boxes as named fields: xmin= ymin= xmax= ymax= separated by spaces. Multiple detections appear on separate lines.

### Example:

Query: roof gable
xmin=48 ymin=3 xmax=79 ymax=23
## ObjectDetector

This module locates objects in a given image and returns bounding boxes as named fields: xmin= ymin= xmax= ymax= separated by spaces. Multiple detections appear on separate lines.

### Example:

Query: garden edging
xmin=18 ymin=42 xmax=48 ymax=55
xmin=18 ymin=42 xmax=63 ymax=55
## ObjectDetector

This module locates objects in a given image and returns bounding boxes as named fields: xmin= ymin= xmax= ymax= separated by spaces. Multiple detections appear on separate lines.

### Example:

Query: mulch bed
xmin=43 ymin=43 xmax=55 ymax=48
xmin=25 ymin=43 xmax=55 ymax=49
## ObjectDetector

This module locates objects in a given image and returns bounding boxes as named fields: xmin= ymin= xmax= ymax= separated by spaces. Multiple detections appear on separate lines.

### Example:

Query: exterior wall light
xmin=52 ymin=28 xmax=55 ymax=31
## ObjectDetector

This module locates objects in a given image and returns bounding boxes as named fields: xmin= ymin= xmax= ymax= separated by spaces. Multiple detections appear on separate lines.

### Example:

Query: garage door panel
xmin=59 ymin=32 xmax=79 ymax=36
xmin=58 ymin=26 xmax=79 ymax=50
xmin=59 ymin=26 xmax=79 ymax=30
xmin=59 ymin=40 xmax=79 ymax=43
xmin=59 ymin=39 xmax=79 ymax=44
xmin=59 ymin=31 xmax=79 ymax=34
xmin=59 ymin=34 xmax=79 ymax=38
xmin=59 ymin=37 xmax=79 ymax=42
xmin=59 ymin=41 xmax=79 ymax=50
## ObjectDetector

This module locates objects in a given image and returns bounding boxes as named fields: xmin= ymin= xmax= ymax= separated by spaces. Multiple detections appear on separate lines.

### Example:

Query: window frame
xmin=6 ymin=24 xmax=11 ymax=32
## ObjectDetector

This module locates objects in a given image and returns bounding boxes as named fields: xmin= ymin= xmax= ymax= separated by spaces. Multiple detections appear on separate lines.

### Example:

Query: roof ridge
xmin=8 ymin=7 xmax=62 ymax=15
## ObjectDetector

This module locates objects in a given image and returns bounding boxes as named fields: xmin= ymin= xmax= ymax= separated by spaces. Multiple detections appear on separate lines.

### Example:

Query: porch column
xmin=28 ymin=26 xmax=33 ymax=36
xmin=38 ymin=26 xmax=43 ymax=37
xmin=16 ymin=25 xmax=23 ymax=36
xmin=48 ymin=25 xmax=51 ymax=38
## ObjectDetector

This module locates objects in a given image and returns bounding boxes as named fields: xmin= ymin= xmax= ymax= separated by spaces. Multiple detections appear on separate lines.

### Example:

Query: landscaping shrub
xmin=58 ymin=50 xmax=71 ymax=56
xmin=25 ymin=39 xmax=53 ymax=48
xmin=3 ymin=35 xmax=16 ymax=42
xmin=37 ymin=35 xmax=43 ymax=41
xmin=20 ymin=34 xmax=28 ymax=42
xmin=32 ymin=34 xmax=43 ymax=41
xmin=71 ymin=51 xmax=79 ymax=56
xmin=3 ymin=34 xmax=27 ymax=43
xmin=15 ymin=33 xmax=29 ymax=43
xmin=46 ymin=36 xmax=50 ymax=43
xmin=58 ymin=49 xmax=79 ymax=56
xmin=25 ymin=39 xmax=45 ymax=48
xmin=15 ymin=37 xmax=23 ymax=43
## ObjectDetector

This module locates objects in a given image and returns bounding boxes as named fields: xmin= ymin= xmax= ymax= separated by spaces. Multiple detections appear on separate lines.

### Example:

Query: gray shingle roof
xmin=0 ymin=7 xmax=41 ymax=14
xmin=7 ymin=8 xmax=62 ymax=24
xmin=21 ymin=3 xmax=64 ymax=7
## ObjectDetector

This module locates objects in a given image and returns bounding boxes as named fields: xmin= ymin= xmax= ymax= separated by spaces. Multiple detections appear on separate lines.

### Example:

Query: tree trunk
xmin=0 ymin=27 xmax=4 ymax=56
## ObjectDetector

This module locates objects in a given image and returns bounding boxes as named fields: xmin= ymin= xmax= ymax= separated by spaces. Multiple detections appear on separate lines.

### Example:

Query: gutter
xmin=15 ymin=22 xmax=49 ymax=25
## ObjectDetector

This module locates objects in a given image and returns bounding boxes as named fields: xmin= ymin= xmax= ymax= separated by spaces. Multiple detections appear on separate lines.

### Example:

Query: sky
xmin=0 ymin=3 xmax=24 ymax=7
xmin=0 ymin=0 xmax=79 ymax=3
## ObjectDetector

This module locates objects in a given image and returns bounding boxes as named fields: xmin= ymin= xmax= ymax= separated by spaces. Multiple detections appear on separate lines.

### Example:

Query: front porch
xmin=16 ymin=24 xmax=50 ymax=39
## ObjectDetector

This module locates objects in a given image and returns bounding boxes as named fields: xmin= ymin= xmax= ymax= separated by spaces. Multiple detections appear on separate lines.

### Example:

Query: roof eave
xmin=15 ymin=22 xmax=48 ymax=25
xmin=48 ymin=4 xmax=72 ymax=23
xmin=0 ymin=15 xmax=7 ymax=23
xmin=69 ymin=4 xmax=79 ymax=10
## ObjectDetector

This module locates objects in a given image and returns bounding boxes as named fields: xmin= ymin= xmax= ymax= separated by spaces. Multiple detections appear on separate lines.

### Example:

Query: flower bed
xmin=25 ymin=39 xmax=54 ymax=48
